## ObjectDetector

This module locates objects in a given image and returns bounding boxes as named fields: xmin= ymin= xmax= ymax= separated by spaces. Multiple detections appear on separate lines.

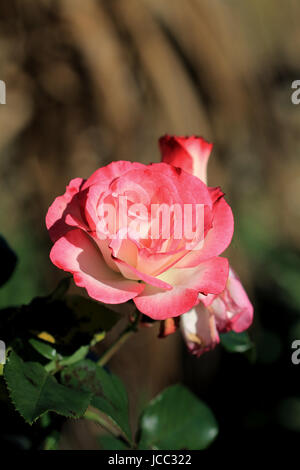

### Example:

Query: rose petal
xmin=82 ymin=160 xmax=145 ymax=190
xmin=134 ymin=257 xmax=229 ymax=320
xmin=113 ymin=256 xmax=172 ymax=290
xmin=199 ymin=268 xmax=254 ymax=333
xmin=50 ymin=228 xmax=144 ymax=303
xmin=46 ymin=178 xmax=87 ymax=242
xmin=181 ymin=304 xmax=219 ymax=356
xmin=174 ymin=196 xmax=234 ymax=268
xmin=159 ymin=135 xmax=213 ymax=184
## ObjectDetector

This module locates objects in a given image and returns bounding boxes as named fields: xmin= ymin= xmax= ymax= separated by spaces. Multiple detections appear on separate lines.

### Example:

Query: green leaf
xmin=0 ymin=235 xmax=17 ymax=287
xmin=61 ymin=359 xmax=131 ymax=442
xmin=220 ymin=331 xmax=253 ymax=353
xmin=99 ymin=435 xmax=129 ymax=450
xmin=29 ymin=294 xmax=120 ymax=352
xmin=138 ymin=384 xmax=218 ymax=450
xmin=4 ymin=352 xmax=91 ymax=424
xmin=29 ymin=339 xmax=60 ymax=361
xmin=30 ymin=337 xmax=89 ymax=369
xmin=59 ymin=345 xmax=89 ymax=366
xmin=43 ymin=346 xmax=89 ymax=373
xmin=65 ymin=295 xmax=121 ymax=334
xmin=1 ymin=293 xmax=121 ymax=353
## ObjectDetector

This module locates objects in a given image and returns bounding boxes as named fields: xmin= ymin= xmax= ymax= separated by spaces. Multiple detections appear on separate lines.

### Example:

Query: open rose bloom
xmin=46 ymin=135 xmax=253 ymax=355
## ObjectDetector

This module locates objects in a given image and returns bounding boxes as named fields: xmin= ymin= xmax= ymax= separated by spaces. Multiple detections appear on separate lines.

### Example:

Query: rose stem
xmin=97 ymin=310 xmax=141 ymax=367
xmin=97 ymin=327 xmax=135 ymax=367
xmin=84 ymin=409 xmax=131 ymax=446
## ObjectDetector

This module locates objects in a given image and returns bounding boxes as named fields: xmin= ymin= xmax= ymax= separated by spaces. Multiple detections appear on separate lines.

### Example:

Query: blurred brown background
xmin=1 ymin=0 xmax=300 ymax=450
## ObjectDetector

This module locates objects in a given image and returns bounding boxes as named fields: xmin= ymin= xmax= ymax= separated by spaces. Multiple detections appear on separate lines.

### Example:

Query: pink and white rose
xmin=46 ymin=135 xmax=234 ymax=321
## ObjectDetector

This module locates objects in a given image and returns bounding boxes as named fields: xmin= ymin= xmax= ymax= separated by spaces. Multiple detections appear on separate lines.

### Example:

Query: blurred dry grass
xmin=0 ymin=0 xmax=300 ymax=449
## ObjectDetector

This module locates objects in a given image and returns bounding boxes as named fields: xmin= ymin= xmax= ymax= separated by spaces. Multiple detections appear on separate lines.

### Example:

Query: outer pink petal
xmin=134 ymin=285 xmax=200 ymax=321
xmin=159 ymin=135 xmax=213 ymax=184
xmin=215 ymin=269 xmax=253 ymax=333
xmin=50 ymin=229 xmax=144 ymax=303
xmin=200 ymin=267 xmax=254 ymax=333
xmin=174 ymin=197 xmax=234 ymax=268
xmin=82 ymin=161 xmax=145 ymax=190
xmin=83 ymin=181 xmax=112 ymax=233
xmin=134 ymin=257 xmax=229 ymax=320
xmin=46 ymin=178 xmax=87 ymax=242
xmin=229 ymin=279 xmax=253 ymax=332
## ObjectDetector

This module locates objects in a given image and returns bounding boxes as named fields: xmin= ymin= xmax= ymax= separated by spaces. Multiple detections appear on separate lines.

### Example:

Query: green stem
xmin=97 ymin=311 xmax=141 ymax=367
xmin=97 ymin=327 xmax=134 ymax=367
xmin=84 ymin=409 xmax=120 ymax=437
xmin=85 ymin=409 xmax=132 ymax=447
